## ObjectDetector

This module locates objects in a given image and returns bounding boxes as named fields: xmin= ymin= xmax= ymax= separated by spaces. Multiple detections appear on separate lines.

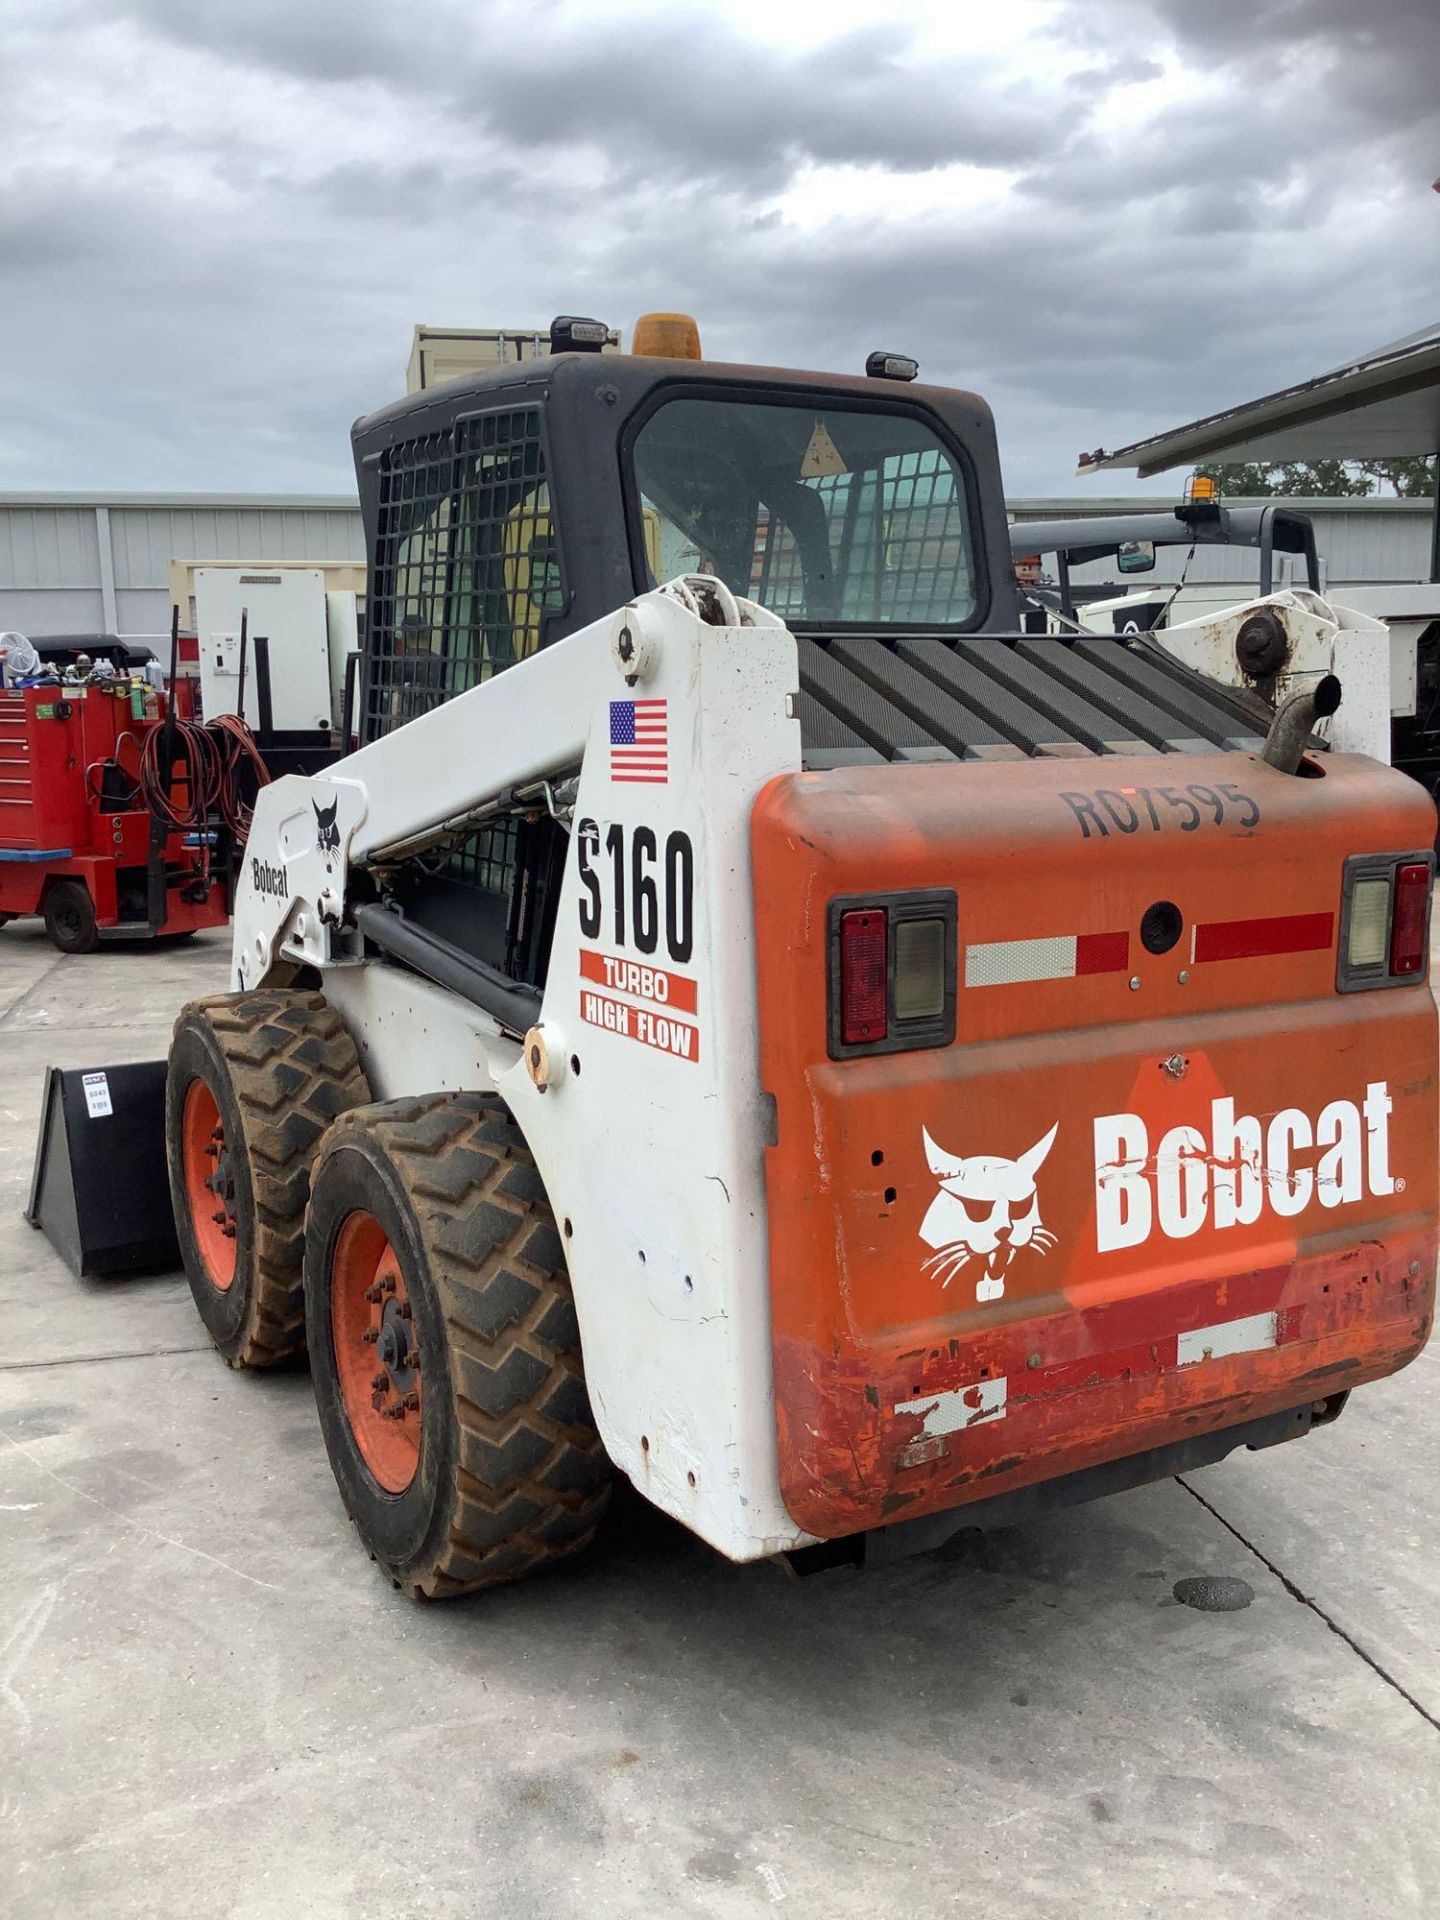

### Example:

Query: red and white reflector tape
xmin=895 ymin=1309 xmax=1283 ymax=1438
xmin=964 ymin=930 xmax=1129 ymax=989
xmin=1190 ymin=911 xmax=1333 ymax=964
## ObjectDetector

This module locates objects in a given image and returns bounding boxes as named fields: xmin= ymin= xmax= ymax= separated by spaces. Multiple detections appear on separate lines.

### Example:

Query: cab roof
xmin=351 ymin=352 xmax=995 ymax=454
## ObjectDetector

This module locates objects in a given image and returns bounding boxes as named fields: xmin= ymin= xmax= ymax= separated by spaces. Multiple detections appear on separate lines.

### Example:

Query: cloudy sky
xmin=2 ymin=0 xmax=1437 ymax=498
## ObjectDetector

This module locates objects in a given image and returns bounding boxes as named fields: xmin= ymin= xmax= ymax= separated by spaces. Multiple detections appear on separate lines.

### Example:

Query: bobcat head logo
xmin=919 ymin=1122 xmax=1058 ymax=1303
xmin=313 ymin=798 xmax=340 ymax=855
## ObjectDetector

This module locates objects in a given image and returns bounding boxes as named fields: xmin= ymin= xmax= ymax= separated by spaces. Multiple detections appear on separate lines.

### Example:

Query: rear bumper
xmin=774 ymin=1225 xmax=1435 ymax=1538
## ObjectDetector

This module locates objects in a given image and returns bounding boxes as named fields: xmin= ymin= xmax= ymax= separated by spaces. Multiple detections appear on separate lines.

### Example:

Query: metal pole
xmin=1430 ymin=451 xmax=1439 ymax=585
xmin=95 ymin=505 xmax=119 ymax=636
xmin=146 ymin=605 xmax=181 ymax=931
xmin=236 ymin=606 xmax=249 ymax=724
xmin=1257 ymin=504 xmax=1274 ymax=598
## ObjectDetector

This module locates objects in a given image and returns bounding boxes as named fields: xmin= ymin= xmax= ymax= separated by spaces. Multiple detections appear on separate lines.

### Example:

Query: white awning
xmin=1078 ymin=323 xmax=1440 ymax=478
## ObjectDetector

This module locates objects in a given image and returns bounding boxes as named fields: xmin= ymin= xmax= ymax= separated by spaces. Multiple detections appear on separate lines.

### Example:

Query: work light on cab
xmin=866 ymin=350 xmax=919 ymax=382
xmin=549 ymin=315 xmax=611 ymax=353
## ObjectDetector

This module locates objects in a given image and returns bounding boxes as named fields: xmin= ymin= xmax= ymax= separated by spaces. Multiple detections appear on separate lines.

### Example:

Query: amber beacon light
xmin=631 ymin=312 xmax=703 ymax=359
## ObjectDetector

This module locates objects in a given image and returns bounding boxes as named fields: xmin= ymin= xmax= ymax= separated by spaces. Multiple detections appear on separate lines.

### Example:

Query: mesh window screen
xmin=363 ymin=408 xmax=561 ymax=744
xmin=363 ymin=408 xmax=561 ymax=914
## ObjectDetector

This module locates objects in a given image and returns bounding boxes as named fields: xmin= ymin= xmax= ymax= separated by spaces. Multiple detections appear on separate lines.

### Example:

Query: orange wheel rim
xmin=182 ymin=1078 xmax=238 ymax=1291
xmin=330 ymin=1210 xmax=422 ymax=1494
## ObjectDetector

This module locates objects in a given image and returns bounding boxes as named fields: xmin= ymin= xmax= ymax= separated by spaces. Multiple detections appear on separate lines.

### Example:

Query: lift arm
xmin=228 ymin=581 xmax=790 ymax=993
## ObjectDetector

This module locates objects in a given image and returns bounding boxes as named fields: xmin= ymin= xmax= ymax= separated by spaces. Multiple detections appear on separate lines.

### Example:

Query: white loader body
xmin=231 ymin=581 xmax=814 ymax=1559
xmin=1160 ymin=589 xmax=1393 ymax=764
xmin=1075 ymin=587 xmax=1393 ymax=763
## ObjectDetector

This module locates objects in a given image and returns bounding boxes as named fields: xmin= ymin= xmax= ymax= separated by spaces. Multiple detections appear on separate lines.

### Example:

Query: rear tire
xmin=43 ymin=880 xmax=97 ymax=954
xmin=304 ymin=1093 xmax=611 ymax=1597
xmin=166 ymin=990 xmax=370 ymax=1367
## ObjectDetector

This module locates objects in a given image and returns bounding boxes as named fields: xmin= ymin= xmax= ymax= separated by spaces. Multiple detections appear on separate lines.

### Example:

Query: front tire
xmin=304 ymin=1093 xmax=610 ymax=1597
xmin=166 ymin=990 xmax=370 ymax=1366
xmin=43 ymin=880 xmax=97 ymax=954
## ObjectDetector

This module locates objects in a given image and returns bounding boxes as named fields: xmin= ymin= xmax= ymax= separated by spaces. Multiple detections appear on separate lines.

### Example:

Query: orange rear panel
xmin=752 ymin=752 xmax=1438 ymax=1538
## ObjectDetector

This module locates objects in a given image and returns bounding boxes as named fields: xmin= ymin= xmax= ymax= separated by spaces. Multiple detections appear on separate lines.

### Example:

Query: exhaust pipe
xmin=1261 ymin=673 xmax=1341 ymax=775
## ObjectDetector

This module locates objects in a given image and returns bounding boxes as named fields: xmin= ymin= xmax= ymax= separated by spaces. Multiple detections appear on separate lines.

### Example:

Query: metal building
xmin=0 ymin=486 xmax=1429 ymax=639
xmin=0 ymin=492 xmax=365 ymax=640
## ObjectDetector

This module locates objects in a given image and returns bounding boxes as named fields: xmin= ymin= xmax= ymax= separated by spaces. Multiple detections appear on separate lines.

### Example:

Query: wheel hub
xmin=376 ymin=1299 xmax=417 ymax=1393
xmin=203 ymin=1127 xmax=237 ymax=1237
xmin=330 ymin=1212 xmax=423 ymax=1491
xmin=181 ymin=1078 xmax=239 ymax=1291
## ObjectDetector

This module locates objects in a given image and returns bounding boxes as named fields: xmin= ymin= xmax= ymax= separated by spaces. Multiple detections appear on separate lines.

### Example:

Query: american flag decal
xmin=610 ymin=699 xmax=668 ymax=784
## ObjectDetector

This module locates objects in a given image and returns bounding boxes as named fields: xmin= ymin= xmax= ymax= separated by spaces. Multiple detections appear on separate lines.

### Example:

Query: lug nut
xmin=362 ymin=1327 xmax=378 ymax=1345
xmin=211 ymin=1210 xmax=227 ymax=1225
xmin=397 ymin=1301 xmax=412 ymax=1320
xmin=371 ymin=1371 xmax=389 ymax=1392
xmin=382 ymin=1276 xmax=397 ymax=1294
xmin=402 ymin=1393 xmax=419 ymax=1412
xmin=363 ymin=1284 xmax=383 ymax=1303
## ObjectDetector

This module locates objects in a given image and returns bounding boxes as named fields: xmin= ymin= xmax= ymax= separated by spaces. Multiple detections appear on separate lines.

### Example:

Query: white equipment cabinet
xmin=194 ymin=568 xmax=335 ymax=735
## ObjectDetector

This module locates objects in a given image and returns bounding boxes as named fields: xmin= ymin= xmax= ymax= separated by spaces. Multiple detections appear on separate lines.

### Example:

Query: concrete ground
xmin=2 ymin=920 xmax=1438 ymax=1920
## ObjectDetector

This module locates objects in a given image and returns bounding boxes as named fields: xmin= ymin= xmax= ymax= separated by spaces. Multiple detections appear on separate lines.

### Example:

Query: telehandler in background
xmin=163 ymin=313 xmax=1438 ymax=1596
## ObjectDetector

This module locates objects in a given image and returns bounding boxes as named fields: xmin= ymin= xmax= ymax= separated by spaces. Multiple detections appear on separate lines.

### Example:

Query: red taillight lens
xmin=1389 ymin=862 xmax=1430 ymax=976
xmin=839 ymin=908 xmax=888 ymax=1045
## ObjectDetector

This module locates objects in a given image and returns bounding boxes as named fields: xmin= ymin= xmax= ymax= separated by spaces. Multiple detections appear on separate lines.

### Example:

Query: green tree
xmin=1198 ymin=455 xmax=1436 ymax=498
xmin=1362 ymin=456 xmax=1437 ymax=498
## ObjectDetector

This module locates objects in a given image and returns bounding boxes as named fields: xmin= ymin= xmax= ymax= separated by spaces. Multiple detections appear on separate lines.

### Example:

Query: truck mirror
xmin=1117 ymin=539 xmax=1156 ymax=574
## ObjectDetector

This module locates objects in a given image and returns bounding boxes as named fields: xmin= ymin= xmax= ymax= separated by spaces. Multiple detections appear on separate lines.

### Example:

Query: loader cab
xmin=349 ymin=326 xmax=1021 ymax=976
xmin=351 ymin=343 xmax=1020 ymax=715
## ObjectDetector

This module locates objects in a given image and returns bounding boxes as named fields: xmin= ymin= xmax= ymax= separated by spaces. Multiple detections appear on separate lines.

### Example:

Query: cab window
xmin=629 ymin=396 xmax=978 ymax=627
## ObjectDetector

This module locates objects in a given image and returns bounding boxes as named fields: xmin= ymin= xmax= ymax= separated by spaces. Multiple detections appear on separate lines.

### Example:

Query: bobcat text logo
xmin=249 ymin=856 xmax=287 ymax=902
xmin=1094 ymin=1082 xmax=1396 ymax=1252
xmin=919 ymin=1123 xmax=1058 ymax=1303
xmin=313 ymin=798 xmax=340 ymax=856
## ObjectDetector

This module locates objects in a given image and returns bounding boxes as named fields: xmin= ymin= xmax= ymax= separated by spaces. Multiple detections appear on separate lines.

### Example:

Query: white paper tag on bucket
xmin=81 ymin=1071 xmax=113 ymax=1119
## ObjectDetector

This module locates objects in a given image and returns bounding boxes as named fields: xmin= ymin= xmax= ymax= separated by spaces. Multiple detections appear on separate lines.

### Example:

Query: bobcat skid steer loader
xmin=164 ymin=315 xmax=1439 ymax=1596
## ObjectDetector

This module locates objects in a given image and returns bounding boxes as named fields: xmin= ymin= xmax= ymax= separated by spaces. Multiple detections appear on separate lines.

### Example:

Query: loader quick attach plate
xmin=751 ymin=749 xmax=1439 ymax=1539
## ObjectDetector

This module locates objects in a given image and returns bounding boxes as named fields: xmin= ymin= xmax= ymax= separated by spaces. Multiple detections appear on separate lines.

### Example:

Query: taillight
xmin=839 ymin=909 xmax=888 ymax=1045
xmin=828 ymin=891 xmax=957 ymax=1057
xmin=1346 ymin=877 xmax=1390 ymax=970
xmin=1390 ymin=862 xmax=1430 ymax=976
xmin=1338 ymin=851 xmax=1434 ymax=992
